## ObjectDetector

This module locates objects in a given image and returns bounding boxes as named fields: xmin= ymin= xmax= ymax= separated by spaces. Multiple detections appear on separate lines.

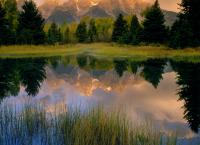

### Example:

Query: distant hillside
xmin=162 ymin=10 xmax=178 ymax=26
xmin=47 ymin=9 xmax=77 ymax=23
xmin=43 ymin=0 xmax=177 ymax=25
xmin=83 ymin=6 xmax=110 ymax=18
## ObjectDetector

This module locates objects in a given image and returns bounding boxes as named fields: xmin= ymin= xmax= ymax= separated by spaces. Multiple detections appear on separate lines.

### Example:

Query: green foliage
xmin=17 ymin=0 xmax=45 ymax=44
xmin=76 ymin=21 xmax=88 ymax=42
xmin=95 ymin=18 xmax=113 ymax=42
xmin=47 ymin=22 xmax=62 ymax=44
xmin=169 ymin=15 xmax=193 ymax=49
xmin=112 ymin=14 xmax=129 ymax=43
xmin=142 ymin=0 xmax=167 ymax=43
xmin=3 ymin=0 xmax=18 ymax=30
xmin=170 ymin=0 xmax=200 ymax=48
xmin=129 ymin=15 xmax=142 ymax=45
xmin=180 ymin=0 xmax=200 ymax=45
xmin=88 ymin=19 xmax=98 ymax=42
xmin=0 ymin=3 xmax=14 ymax=45
xmin=63 ymin=26 xmax=70 ymax=43
xmin=0 ymin=0 xmax=197 ymax=49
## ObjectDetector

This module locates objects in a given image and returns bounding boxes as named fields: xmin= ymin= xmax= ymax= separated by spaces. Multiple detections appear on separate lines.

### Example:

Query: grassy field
xmin=0 ymin=104 xmax=177 ymax=145
xmin=0 ymin=43 xmax=200 ymax=62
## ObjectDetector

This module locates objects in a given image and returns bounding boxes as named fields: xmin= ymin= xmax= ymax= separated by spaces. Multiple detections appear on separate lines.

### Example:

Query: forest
xmin=0 ymin=0 xmax=200 ymax=49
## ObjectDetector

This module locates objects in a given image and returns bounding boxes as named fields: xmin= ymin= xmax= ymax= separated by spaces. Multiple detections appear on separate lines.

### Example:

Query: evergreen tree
xmin=112 ymin=14 xmax=129 ymax=43
xmin=48 ymin=22 xmax=62 ymax=44
xmin=0 ymin=3 xmax=12 ymax=45
xmin=88 ymin=19 xmax=98 ymax=42
xmin=4 ymin=0 xmax=18 ymax=30
xmin=170 ymin=0 xmax=200 ymax=48
xmin=76 ymin=21 xmax=87 ymax=42
xmin=2 ymin=0 xmax=18 ymax=44
xmin=63 ymin=26 xmax=70 ymax=43
xmin=129 ymin=15 xmax=142 ymax=45
xmin=17 ymin=0 xmax=45 ymax=44
xmin=142 ymin=0 xmax=167 ymax=43
xmin=169 ymin=15 xmax=193 ymax=49
xmin=181 ymin=0 xmax=200 ymax=45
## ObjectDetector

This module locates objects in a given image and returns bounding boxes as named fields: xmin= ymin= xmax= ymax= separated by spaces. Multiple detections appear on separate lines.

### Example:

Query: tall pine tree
xmin=112 ymin=14 xmax=129 ymax=43
xmin=181 ymin=0 xmax=200 ymax=45
xmin=169 ymin=15 xmax=193 ymax=49
xmin=76 ymin=21 xmax=87 ymax=42
xmin=142 ymin=0 xmax=167 ymax=43
xmin=129 ymin=15 xmax=142 ymax=45
xmin=3 ymin=0 xmax=18 ymax=43
xmin=17 ymin=0 xmax=45 ymax=44
xmin=0 ymin=3 xmax=12 ymax=45
xmin=4 ymin=0 xmax=18 ymax=30
xmin=170 ymin=0 xmax=200 ymax=48
xmin=48 ymin=22 xmax=62 ymax=44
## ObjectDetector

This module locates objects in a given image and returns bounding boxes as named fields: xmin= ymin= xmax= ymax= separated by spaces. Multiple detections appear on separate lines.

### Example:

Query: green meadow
xmin=0 ymin=43 xmax=200 ymax=62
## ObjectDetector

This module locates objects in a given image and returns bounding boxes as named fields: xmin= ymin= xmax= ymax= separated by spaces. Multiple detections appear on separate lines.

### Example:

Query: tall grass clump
xmin=0 ymin=104 xmax=177 ymax=145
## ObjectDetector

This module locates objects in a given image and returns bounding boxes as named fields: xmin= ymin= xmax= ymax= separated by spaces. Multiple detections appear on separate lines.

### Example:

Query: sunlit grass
xmin=0 ymin=43 xmax=200 ymax=62
xmin=0 ymin=104 xmax=177 ymax=145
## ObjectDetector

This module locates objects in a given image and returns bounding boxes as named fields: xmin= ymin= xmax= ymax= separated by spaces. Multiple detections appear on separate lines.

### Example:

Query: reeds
xmin=0 ymin=104 xmax=177 ymax=145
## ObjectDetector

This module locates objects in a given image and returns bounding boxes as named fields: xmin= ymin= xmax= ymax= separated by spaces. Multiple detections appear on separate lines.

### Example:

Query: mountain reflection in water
xmin=0 ymin=55 xmax=200 ymax=143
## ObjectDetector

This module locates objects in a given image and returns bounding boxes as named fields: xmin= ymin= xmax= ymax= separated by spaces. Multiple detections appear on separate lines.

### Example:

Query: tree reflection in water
xmin=0 ymin=58 xmax=47 ymax=99
xmin=141 ymin=59 xmax=166 ymax=88
xmin=172 ymin=61 xmax=200 ymax=133
xmin=0 ymin=55 xmax=199 ymax=133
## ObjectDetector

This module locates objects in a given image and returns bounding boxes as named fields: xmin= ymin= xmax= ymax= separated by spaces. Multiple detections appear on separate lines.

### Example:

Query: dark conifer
xmin=76 ymin=21 xmax=87 ymax=42
xmin=0 ymin=3 xmax=12 ymax=45
xmin=170 ymin=0 xmax=200 ymax=48
xmin=142 ymin=0 xmax=167 ymax=43
xmin=169 ymin=15 xmax=193 ymax=49
xmin=129 ymin=15 xmax=142 ymax=45
xmin=180 ymin=0 xmax=200 ymax=45
xmin=17 ymin=0 xmax=45 ymax=44
xmin=48 ymin=22 xmax=62 ymax=44
xmin=112 ymin=14 xmax=129 ymax=43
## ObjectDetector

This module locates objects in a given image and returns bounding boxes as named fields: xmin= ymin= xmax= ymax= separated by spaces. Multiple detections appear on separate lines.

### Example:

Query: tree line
xmin=0 ymin=0 xmax=199 ymax=49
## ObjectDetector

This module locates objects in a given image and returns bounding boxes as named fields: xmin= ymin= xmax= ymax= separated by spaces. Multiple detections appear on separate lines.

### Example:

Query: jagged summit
xmin=40 ymin=0 xmax=149 ymax=18
xmin=37 ymin=0 xmax=177 ymax=25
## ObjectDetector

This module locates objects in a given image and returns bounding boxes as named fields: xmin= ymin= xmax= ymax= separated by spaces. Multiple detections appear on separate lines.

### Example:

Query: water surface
xmin=0 ymin=55 xmax=200 ymax=144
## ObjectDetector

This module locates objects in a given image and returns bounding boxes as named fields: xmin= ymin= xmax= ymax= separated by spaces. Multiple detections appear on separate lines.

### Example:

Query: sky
xmin=34 ymin=0 xmax=181 ymax=12
xmin=159 ymin=0 xmax=181 ymax=12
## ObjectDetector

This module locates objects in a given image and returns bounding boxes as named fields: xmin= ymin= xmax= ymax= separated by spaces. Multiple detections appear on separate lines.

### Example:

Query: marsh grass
xmin=0 ymin=104 xmax=177 ymax=145
xmin=0 ymin=43 xmax=200 ymax=62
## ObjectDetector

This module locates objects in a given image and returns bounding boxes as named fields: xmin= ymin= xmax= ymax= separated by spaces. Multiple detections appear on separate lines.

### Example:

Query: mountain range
xmin=38 ymin=0 xmax=177 ymax=25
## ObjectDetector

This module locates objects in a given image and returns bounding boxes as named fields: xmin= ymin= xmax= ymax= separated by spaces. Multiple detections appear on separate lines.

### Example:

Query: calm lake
xmin=0 ymin=55 xmax=200 ymax=145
